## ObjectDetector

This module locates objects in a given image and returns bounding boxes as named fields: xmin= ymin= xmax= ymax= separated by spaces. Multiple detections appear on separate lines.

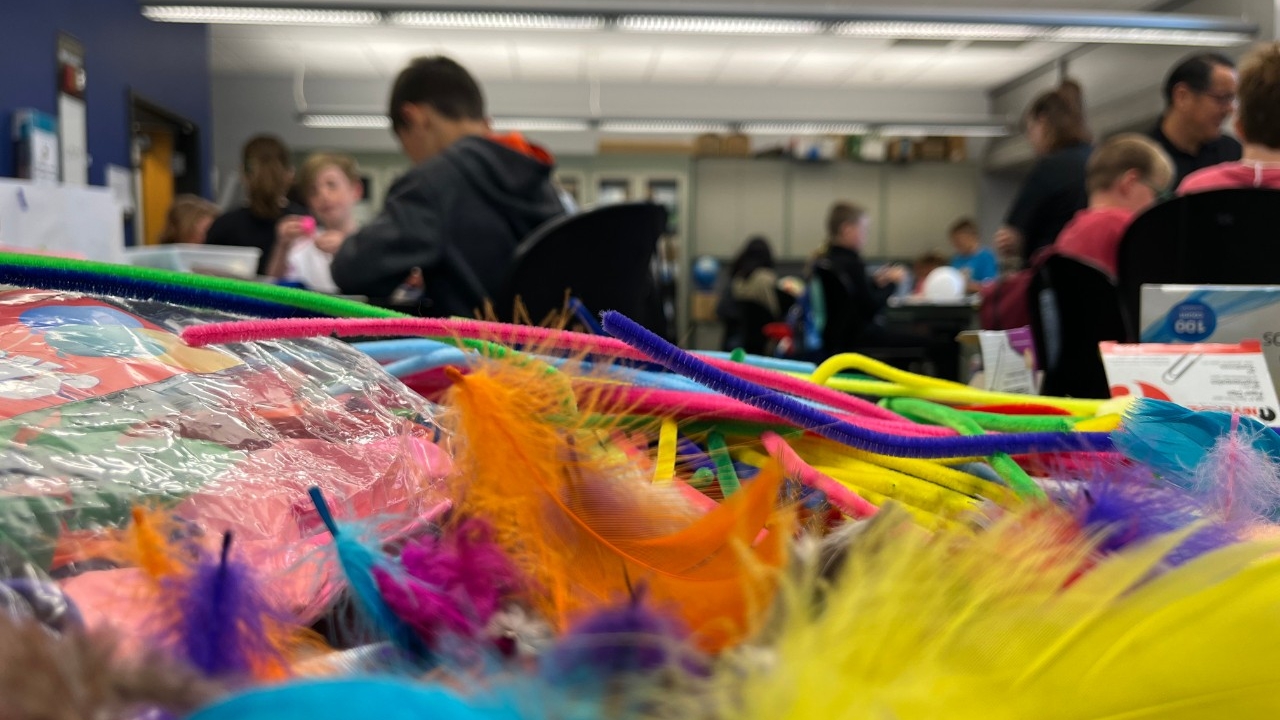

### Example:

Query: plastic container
xmin=124 ymin=244 xmax=262 ymax=279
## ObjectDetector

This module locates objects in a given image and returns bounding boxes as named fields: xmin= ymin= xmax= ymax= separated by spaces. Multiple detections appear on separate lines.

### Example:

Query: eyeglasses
xmin=1199 ymin=90 xmax=1238 ymax=107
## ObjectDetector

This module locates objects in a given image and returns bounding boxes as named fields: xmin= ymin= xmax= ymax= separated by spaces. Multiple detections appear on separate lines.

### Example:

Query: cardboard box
xmin=691 ymin=291 xmax=719 ymax=323
xmin=958 ymin=327 xmax=1039 ymax=393
xmin=1140 ymin=284 xmax=1280 ymax=402
xmin=946 ymin=136 xmax=968 ymax=162
xmin=721 ymin=133 xmax=750 ymax=157
xmin=1100 ymin=340 xmax=1280 ymax=426
xmin=693 ymin=134 xmax=723 ymax=157
xmin=917 ymin=137 xmax=949 ymax=162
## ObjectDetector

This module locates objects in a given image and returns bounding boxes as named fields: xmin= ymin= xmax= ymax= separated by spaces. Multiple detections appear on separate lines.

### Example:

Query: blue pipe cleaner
xmin=0 ymin=263 xmax=321 ymax=319
xmin=601 ymin=310 xmax=1112 ymax=458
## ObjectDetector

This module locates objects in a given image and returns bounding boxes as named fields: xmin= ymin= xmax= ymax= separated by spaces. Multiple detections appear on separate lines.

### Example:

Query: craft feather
xmin=540 ymin=583 xmax=705 ymax=685
xmin=0 ymin=612 xmax=222 ymax=720
xmin=714 ymin=502 xmax=1280 ymax=720
xmin=307 ymin=487 xmax=431 ymax=663
xmin=1114 ymin=398 xmax=1280 ymax=479
xmin=444 ymin=353 xmax=792 ymax=653
xmin=373 ymin=518 xmax=519 ymax=645
xmin=1061 ymin=461 xmax=1237 ymax=567
xmin=156 ymin=532 xmax=289 ymax=680
xmin=1192 ymin=421 xmax=1280 ymax=522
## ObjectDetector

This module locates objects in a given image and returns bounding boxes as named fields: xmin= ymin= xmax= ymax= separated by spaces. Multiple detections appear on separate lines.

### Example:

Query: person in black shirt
xmin=815 ymin=203 xmax=959 ymax=379
xmin=205 ymin=135 xmax=308 ymax=276
xmin=1148 ymin=53 xmax=1243 ymax=186
xmin=995 ymin=81 xmax=1093 ymax=268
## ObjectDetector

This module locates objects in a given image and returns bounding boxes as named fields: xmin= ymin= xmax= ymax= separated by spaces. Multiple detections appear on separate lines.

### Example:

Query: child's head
xmin=242 ymin=135 xmax=293 ymax=219
xmin=298 ymin=153 xmax=363 ymax=230
xmin=948 ymin=217 xmax=981 ymax=255
xmin=913 ymin=250 xmax=947 ymax=285
xmin=159 ymin=195 xmax=219 ymax=244
xmin=827 ymin=202 xmax=869 ymax=251
xmin=1086 ymin=134 xmax=1174 ymax=213
xmin=388 ymin=56 xmax=489 ymax=165
xmin=1024 ymin=80 xmax=1091 ymax=155
xmin=1235 ymin=42 xmax=1280 ymax=150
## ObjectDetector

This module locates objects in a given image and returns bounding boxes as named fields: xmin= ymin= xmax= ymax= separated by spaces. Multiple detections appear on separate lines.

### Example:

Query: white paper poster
xmin=57 ymin=93 xmax=88 ymax=185
xmin=0 ymin=178 xmax=124 ymax=263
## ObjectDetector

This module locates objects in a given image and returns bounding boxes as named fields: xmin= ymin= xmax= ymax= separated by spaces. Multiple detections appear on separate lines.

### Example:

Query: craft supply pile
xmin=3 ymin=253 xmax=1280 ymax=719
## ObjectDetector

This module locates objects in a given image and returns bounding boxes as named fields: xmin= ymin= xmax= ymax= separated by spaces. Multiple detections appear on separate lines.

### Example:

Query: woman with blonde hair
xmin=205 ymin=134 xmax=307 ymax=275
xmin=158 ymin=194 xmax=219 ymax=244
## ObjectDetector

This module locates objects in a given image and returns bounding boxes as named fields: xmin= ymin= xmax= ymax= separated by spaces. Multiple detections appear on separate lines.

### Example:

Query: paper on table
xmin=105 ymin=164 xmax=135 ymax=214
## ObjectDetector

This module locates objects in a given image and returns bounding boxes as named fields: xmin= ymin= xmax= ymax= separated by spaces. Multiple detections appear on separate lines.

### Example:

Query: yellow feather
xmin=721 ymin=504 xmax=1280 ymax=719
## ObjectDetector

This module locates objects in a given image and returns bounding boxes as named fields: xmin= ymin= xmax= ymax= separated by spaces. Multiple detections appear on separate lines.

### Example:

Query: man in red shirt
xmin=1054 ymin=134 xmax=1174 ymax=277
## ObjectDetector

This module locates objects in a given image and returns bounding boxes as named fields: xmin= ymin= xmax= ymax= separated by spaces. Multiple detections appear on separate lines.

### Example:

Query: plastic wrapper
xmin=0 ymin=289 xmax=451 ymax=635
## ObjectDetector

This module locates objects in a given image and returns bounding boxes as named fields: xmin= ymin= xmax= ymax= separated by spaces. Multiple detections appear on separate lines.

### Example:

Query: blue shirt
xmin=951 ymin=247 xmax=998 ymax=283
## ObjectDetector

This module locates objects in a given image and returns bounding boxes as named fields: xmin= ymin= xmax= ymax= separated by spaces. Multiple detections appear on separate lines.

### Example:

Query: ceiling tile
xmin=514 ymin=44 xmax=584 ymax=81
xmin=650 ymin=47 xmax=728 ymax=84
xmin=715 ymin=48 xmax=797 ymax=84
xmin=593 ymin=46 xmax=655 ymax=82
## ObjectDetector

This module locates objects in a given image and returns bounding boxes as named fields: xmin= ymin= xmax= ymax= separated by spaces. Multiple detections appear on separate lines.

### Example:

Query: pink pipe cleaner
xmin=583 ymin=383 xmax=953 ymax=437
xmin=180 ymin=318 xmax=907 ymax=423
xmin=761 ymin=431 xmax=879 ymax=518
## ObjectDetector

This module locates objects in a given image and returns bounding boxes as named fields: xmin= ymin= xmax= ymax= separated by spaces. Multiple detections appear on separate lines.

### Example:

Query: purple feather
xmin=1056 ymin=458 xmax=1237 ymax=567
xmin=161 ymin=532 xmax=285 ymax=678
xmin=1193 ymin=427 xmax=1280 ymax=522
xmin=540 ymin=584 xmax=706 ymax=684
xmin=374 ymin=519 xmax=518 ymax=645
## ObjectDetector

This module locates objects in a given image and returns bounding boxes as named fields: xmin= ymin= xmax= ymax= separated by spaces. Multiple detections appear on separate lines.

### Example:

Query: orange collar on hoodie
xmin=488 ymin=131 xmax=555 ymax=165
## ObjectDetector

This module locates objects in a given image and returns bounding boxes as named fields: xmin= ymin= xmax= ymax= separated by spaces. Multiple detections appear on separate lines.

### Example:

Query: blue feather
xmin=1112 ymin=398 xmax=1280 ymax=480
xmin=188 ymin=678 xmax=523 ymax=720
xmin=307 ymin=487 xmax=431 ymax=663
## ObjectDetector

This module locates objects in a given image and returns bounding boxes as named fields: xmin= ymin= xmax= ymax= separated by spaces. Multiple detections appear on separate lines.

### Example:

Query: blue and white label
xmin=1168 ymin=301 xmax=1216 ymax=341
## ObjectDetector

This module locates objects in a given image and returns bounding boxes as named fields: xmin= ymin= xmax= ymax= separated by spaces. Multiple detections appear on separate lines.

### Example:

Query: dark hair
xmin=730 ymin=236 xmax=775 ymax=280
xmin=1026 ymin=80 xmax=1091 ymax=152
xmin=826 ymin=202 xmax=865 ymax=242
xmin=1164 ymin=53 xmax=1235 ymax=106
xmin=948 ymin=217 xmax=978 ymax=236
xmin=388 ymin=56 xmax=485 ymax=131
xmin=1237 ymin=43 xmax=1280 ymax=148
xmin=241 ymin=135 xmax=292 ymax=220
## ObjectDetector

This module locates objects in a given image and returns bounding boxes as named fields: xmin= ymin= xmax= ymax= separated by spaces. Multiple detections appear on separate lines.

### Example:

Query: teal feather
xmin=1113 ymin=399 xmax=1280 ymax=480
xmin=307 ymin=487 xmax=431 ymax=663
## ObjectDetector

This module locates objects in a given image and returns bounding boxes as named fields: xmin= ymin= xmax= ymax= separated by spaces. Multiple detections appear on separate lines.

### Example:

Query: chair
xmin=811 ymin=263 xmax=932 ymax=371
xmin=1116 ymin=188 xmax=1280 ymax=322
xmin=1028 ymin=254 xmax=1133 ymax=398
xmin=498 ymin=202 xmax=668 ymax=329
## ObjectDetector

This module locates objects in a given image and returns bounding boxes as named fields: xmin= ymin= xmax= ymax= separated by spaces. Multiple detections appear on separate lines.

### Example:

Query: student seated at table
xmin=158 ymin=195 xmax=219 ymax=245
xmin=718 ymin=236 xmax=784 ymax=353
xmin=814 ymin=202 xmax=958 ymax=379
xmin=329 ymin=56 xmax=568 ymax=315
xmin=266 ymin=152 xmax=364 ymax=292
xmin=1180 ymin=43 xmax=1280 ymax=193
xmin=911 ymin=250 xmax=947 ymax=295
xmin=947 ymin=217 xmax=998 ymax=289
xmin=1054 ymin=134 xmax=1174 ymax=277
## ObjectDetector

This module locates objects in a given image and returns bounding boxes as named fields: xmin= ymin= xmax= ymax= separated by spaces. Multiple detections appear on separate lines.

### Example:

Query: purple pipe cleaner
xmin=601 ymin=311 xmax=1112 ymax=458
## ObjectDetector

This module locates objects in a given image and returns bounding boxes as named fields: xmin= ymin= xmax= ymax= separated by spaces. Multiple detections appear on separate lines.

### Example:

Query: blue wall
xmin=0 ymin=1 xmax=211 ymax=196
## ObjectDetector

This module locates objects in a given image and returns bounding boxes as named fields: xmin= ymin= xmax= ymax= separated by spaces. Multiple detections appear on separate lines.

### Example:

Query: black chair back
xmin=500 ymin=202 xmax=668 ymax=327
xmin=1029 ymin=254 xmax=1133 ymax=398
xmin=1116 ymin=188 xmax=1280 ymax=321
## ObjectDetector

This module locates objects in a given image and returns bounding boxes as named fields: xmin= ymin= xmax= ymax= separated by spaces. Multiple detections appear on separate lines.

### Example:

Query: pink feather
xmin=1192 ymin=417 xmax=1280 ymax=522
xmin=373 ymin=519 xmax=520 ymax=644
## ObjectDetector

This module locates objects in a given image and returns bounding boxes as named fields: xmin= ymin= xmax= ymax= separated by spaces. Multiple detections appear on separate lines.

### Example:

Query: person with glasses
xmin=1054 ymin=134 xmax=1174 ymax=278
xmin=1150 ymin=53 xmax=1242 ymax=186
xmin=1180 ymin=43 xmax=1280 ymax=194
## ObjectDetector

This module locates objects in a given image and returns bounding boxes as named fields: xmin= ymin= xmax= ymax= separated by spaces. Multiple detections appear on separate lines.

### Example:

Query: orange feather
xmin=443 ymin=357 xmax=791 ymax=652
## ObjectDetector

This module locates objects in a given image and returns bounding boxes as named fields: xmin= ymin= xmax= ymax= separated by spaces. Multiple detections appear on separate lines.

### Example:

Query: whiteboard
xmin=0 ymin=178 xmax=124 ymax=263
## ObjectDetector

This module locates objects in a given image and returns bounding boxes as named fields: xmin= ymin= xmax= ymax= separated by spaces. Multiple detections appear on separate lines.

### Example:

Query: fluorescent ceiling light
xmin=741 ymin=122 xmax=870 ymax=136
xmin=141 ymin=5 xmax=381 ymax=26
xmin=834 ymin=21 xmax=1042 ymax=41
xmin=301 ymin=114 xmax=589 ymax=131
xmin=617 ymin=15 xmax=824 ymax=35
xmin=490 ymin=118 xmax=592 ymax=132
xmin=878 ymin=124 xmax=1009 ymax=137
xmin=301 ymin=114 xmax=390 ymax=129
xmin=388 ymin=11 xmax=604 ymax=31
xmin=1049 ymin=26 xmax=1250 ymax=46
xmin=832 ymin=19 xmax=1248 ymax=45
xmin=599 ymin=120 xmax=733 ymax=134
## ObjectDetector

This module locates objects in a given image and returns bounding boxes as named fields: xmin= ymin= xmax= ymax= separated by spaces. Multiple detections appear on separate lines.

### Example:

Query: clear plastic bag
xmin=0 ymin=289 xmax=451 ymax=629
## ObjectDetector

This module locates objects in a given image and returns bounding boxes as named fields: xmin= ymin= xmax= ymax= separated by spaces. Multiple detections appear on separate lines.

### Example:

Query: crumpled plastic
xmin=0 ymin=288 xmax=452 ymax=633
